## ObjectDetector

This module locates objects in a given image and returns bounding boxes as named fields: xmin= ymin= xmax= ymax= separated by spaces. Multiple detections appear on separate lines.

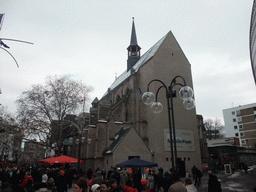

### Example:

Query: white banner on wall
xmin=164 ymin=129 xmax=195 ymax=151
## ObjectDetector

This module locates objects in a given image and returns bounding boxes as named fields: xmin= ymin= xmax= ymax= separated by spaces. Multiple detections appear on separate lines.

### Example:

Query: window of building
xmin=232 ymin=111 xmax=235 ymax=115
xmin=184 ymin=157 xmax=186 ymax=161
xmin=239 ymin=125 xmax=243 ymax=129
xmin=188 ymin=157 xmax=190 ymax=161
xmin=238 ymin=117 xmax=242 ymax=122
xmin=240 ymin=132 xmax=244 ymax=137
xmin=234 ymin=126 xmax=238 ymax=129
xmin=233 ymin=118 xmax=236 ymax=122
xmin=241 ymin=139 xmax=246 ymax=144
xmin=236 ymin=110 xmax=241 ymax=115
xmin=235 ymin=133 xmax=239 ymax=137
xmin=166 ymin=158 xmax=169 ymax=161
xmin=254 ymin=107 xmax=256 ymax=111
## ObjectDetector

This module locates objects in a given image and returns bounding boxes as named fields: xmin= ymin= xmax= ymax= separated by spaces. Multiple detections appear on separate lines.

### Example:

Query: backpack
xmin=110 ymin=170 xmax=120 ymax=183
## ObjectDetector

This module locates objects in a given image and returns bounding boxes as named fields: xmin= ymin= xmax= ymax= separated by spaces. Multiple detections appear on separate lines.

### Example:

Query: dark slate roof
xmin=92 ymin=97 xmax=99 ymax=104
xmin=102 ymin=127 xmax=132 ymax=154
xmin=102 ymin=32 xmax=168 ymax=98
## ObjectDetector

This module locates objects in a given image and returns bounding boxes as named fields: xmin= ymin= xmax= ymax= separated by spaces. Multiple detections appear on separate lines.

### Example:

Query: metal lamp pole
xmin=142 ymin=76 xmax=195 ymax=169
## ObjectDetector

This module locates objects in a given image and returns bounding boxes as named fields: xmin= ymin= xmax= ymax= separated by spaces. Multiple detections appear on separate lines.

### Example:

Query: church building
xmin=83 ymin=19 xmax=202 ymax=174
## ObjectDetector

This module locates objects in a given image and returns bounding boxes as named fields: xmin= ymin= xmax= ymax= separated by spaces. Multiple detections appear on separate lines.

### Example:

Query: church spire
xmin=130 ymin=17 xmax=138 ymax=45
xmin=127 ymin=17 xmax=141 ymax=71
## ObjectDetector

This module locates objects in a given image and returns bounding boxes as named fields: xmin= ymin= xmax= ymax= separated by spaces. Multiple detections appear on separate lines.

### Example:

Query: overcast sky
xmin=0 ymin=0 xmax=255 ymax=124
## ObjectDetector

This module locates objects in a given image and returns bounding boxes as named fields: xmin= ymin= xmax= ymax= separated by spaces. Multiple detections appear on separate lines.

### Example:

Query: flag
xmin=0 ymin=40 xmax=10 ymax=48
xmin=0 ymin=14 xmax=5 ymax=32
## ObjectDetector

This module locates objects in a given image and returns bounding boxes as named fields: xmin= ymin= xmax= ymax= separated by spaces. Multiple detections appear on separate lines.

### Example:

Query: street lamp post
xmin=142 ymin=75 xmax=195 ymax=169
xmin=62 ymin=120 xmax=91 ymax=172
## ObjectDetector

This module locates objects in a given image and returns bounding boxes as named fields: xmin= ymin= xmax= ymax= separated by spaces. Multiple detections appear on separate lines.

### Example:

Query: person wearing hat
xmin=91 ymin=184 xmax=101 ymax=192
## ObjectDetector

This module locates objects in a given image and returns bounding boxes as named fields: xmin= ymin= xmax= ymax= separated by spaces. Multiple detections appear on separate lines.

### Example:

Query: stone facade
xmin=81 ymin=20 xmax=202 ymax=174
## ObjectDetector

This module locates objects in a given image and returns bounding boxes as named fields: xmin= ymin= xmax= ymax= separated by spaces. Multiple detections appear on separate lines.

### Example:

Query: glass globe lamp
xmin=142 ymin=92 xmax=155 ymax=105
xmin=183 ymin=97 xmax=195 ymax=110
xmin=179 ymin=86 xmax=193 ymax=100
xmin=151 ymin=102 xmax=163 ymax=113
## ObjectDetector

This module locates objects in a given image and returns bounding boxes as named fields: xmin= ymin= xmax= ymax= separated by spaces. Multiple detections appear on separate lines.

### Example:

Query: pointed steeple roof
xmin=130 ymin=17 xmax=138 ymax=45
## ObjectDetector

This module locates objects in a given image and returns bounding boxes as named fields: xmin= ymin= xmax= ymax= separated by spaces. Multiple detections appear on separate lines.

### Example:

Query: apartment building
xmin=223 ymin=103 xmax=256 ymax=148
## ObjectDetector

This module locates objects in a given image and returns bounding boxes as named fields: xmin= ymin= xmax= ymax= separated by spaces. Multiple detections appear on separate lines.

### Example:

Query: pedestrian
xmin=120 ymin=168 xmax=129 ymax=187
xmin=243 ymin=161 xmax=248 ymax=174
xmin=21 ymin=172 xmax=34 ymax=190
xmin=123 ymin=179 xmax=138 ymax=192
xmin=101 ymin=169 xmax=106 ymax=180
xmin=168 ymin=172 xmax=187 ymax=192
xmin=87 ymin=168 xmax=93 ymax=181
xmin=162 ymin=172 xmax=173 ymax=192
xmin=92 ymin=184 xmax=101 ymax=192
xmin=152 ymin=170 xmax=158 ymax=192
xmin=147 ymin=171 xmax=154 ymax=192
xmin=91 ymin=171 xmax=104 ymax=186
xmin=109 ymin=167 xmax=121 ymax=186
xmin=184 ymin=178 xmax=197 ymax=192
xmin=100 ymin=180 xmax=110 ymax=192
xmin=46 ymin=178 xmax=57 ymax=192
xmin=207 ymin=171 xmax=221 ymax=192
xmin=109 ymin=179 xmax=123 ymax=192
xmin=132 ymin=169 xmax=143 ymax=192
xmin=73 ymin=177 xmax=88 ymax=192
xmin=107 ymin=167 xmax=114 ymax=181
xmin=55 ymin=171 xmax=67 ymax=192
xmin=191 ymin=166 xmax=202 ymax=187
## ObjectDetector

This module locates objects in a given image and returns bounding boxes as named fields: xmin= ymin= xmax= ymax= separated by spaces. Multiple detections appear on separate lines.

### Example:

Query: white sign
xmin=164 ymin=129 xmax=195 ymax=151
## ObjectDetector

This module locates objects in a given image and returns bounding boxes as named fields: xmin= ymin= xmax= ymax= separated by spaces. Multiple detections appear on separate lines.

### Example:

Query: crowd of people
xmin=0 ymin=162 xmax=222 ymax=192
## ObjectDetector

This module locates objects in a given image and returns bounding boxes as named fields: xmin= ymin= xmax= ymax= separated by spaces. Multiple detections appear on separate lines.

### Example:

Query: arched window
xmin=116 ymin=95 xmax=121 ymax=103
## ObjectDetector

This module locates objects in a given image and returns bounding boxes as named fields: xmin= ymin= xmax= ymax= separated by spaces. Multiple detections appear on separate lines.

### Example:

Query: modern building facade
xmin=223 ymin=103 xmax=256 ymax=148
xmin=80 ymin=19 xmax=202 ymax=174
xmin=250 ymin=0 xmax=256 ymax=84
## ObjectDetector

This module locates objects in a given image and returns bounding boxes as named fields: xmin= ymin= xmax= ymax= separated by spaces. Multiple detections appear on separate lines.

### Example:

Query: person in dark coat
xmin=208 ymin=171 xmax=221 ymax=192
xmin=191 ymin=166 xmax=202 ymax=187
xmin=55 ymin=171 xmax=67 ymax=192
xmin=2 ymin=168 xmax=10 ymax=183
xmin=162 ymin=172 xmax=173 ymax=192
xmin=10 ymin=169 xmax=23 ymax=192
xmin=91 ymin=171 xmax=104 ymax=186
xmin=87 ymin=168 xmax=93 ymax=180
xmin=107 ymin=167 xmax=114 ymax=181
xmin=132 ymin=169 xmax=143 ymax=192
xmin=101 ymin=169 xmax=106 ymax=180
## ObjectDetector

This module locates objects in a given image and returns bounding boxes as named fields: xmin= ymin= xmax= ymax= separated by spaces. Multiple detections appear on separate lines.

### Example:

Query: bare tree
xmin=204 ymin=118 xmax=224 ymax=140
xmin=0 ymin=108 xmax=23 ymax=161
xmin=16 ymin=75 xmax=93 ymax=154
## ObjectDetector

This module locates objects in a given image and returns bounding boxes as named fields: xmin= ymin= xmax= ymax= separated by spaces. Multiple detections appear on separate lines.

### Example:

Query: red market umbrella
xmin=40 ymin=155 xmax=83 ymax=164
xmin=39 ymin=157 xmax=54 ymax=163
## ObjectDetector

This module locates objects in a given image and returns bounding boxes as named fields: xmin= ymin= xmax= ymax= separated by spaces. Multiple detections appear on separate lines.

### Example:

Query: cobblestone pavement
xmin=197 ymin=169 xmax=256 ymax=192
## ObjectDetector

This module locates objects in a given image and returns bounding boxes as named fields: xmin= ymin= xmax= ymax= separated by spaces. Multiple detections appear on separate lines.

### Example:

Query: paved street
xmin=198 ymin=170 xmax=256 ymax=192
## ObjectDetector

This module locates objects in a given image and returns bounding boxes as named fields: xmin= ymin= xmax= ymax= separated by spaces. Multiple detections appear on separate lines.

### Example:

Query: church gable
xmin=112 ymin=127 xmax=152 ymax=162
